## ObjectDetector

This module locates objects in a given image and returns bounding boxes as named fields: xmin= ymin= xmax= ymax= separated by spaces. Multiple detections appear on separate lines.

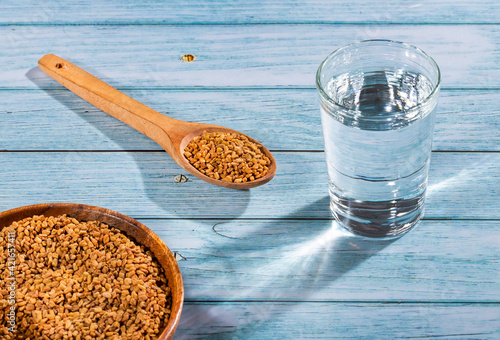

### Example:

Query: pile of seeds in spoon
xmin=184 ymin=131 xmax=271 ymax=183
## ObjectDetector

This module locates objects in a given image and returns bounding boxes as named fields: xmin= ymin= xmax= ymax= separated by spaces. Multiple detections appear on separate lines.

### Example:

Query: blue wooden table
xmin=1 ymin=1 xmax=499 ymax=338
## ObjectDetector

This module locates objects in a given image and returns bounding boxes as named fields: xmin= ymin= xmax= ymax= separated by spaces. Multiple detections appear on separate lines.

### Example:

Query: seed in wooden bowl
xmin=183 ymin=131 xmax=271 ymax=183
xmin=0 ymin=214 xmax=171 ymax=340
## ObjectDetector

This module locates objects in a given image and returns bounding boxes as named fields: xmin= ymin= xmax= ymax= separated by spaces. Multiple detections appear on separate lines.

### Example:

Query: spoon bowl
xmin=177 ymin=125 xmax=276 ymax=188
xmin=38 ymin=54 xmax=276 ymax=189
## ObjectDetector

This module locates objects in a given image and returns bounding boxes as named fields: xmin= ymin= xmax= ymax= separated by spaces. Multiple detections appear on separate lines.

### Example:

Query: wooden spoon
xmin=38 ymin=54 xmax=276 ymax=189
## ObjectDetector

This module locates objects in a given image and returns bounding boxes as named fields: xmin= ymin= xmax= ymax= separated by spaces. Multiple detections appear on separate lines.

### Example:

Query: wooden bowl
xmin=0 ymin=203 xmax=183 ymax=340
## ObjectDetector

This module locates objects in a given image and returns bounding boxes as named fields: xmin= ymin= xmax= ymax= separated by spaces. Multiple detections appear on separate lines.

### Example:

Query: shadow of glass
xmin=179 ymin=196 xmax=397 ymax=337
xmin=25 ymin=67 xmax=251 ymax=218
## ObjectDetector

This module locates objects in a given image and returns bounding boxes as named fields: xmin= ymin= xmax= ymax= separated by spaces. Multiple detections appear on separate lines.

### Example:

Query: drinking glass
xmin=316 ymin=40 xmax=441 ymax=238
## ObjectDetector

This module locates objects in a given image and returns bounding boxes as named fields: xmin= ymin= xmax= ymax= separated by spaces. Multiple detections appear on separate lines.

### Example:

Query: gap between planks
xmin=1 ymin=150 xmax=498 ymax=154
xmin=1 ymin=86 xmax=500 ymax=91
xmin=1 ymin=22 xmax=499 ymax=26
xmin=182 ymin=300 xmax=500 ymax=304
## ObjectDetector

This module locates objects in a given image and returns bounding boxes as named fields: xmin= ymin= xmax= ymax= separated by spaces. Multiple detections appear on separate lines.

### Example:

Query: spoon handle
xmin=38 ymin=54 xmax=181 ymax=155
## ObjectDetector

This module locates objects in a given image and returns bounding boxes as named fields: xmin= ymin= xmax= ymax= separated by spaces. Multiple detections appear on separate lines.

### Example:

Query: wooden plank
xmin=2 ymin=25 xmax=499 ymax=88
xmin=176 ymin=302 xmax=500 ymax=339
xmin=142 ymin=219 xmax=500 ymax=302
xmin=1 ymin=0 xmax=499 ymax=24
xmin=1 ymin=89 xmax=498 ymax=152
xmin=0 ymin=152 xmax=497 ymax=219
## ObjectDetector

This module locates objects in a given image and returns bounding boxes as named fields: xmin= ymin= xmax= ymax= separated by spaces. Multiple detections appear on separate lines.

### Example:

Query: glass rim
xmin=315 ymin=39 xmax=442 ymax=115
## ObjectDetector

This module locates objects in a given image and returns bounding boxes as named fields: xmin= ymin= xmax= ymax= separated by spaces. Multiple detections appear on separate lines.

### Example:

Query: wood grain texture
xmin=2 ymin=25 xmax=499 ymax=88
xmin=1 ymin=89 xmax=498 ymax=152
xmin=1 ymin=0 xmax=499 ymax=337
xmin=1 ymin=0 xmax=499 ymax=24
xmin=176 ymin=302 xmax=500 ymax=339
xmin=139 ymin=219 xmax=500 ymax=302
xmin=0 ymin=152 xmax=497 ymax=219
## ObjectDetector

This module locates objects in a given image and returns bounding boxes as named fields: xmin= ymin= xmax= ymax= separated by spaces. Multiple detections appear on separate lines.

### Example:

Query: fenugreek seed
xmin=184 ymin=131 xmax=270 ymax=183
xmin=0 ymin=215 xmax=172 ymax=339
